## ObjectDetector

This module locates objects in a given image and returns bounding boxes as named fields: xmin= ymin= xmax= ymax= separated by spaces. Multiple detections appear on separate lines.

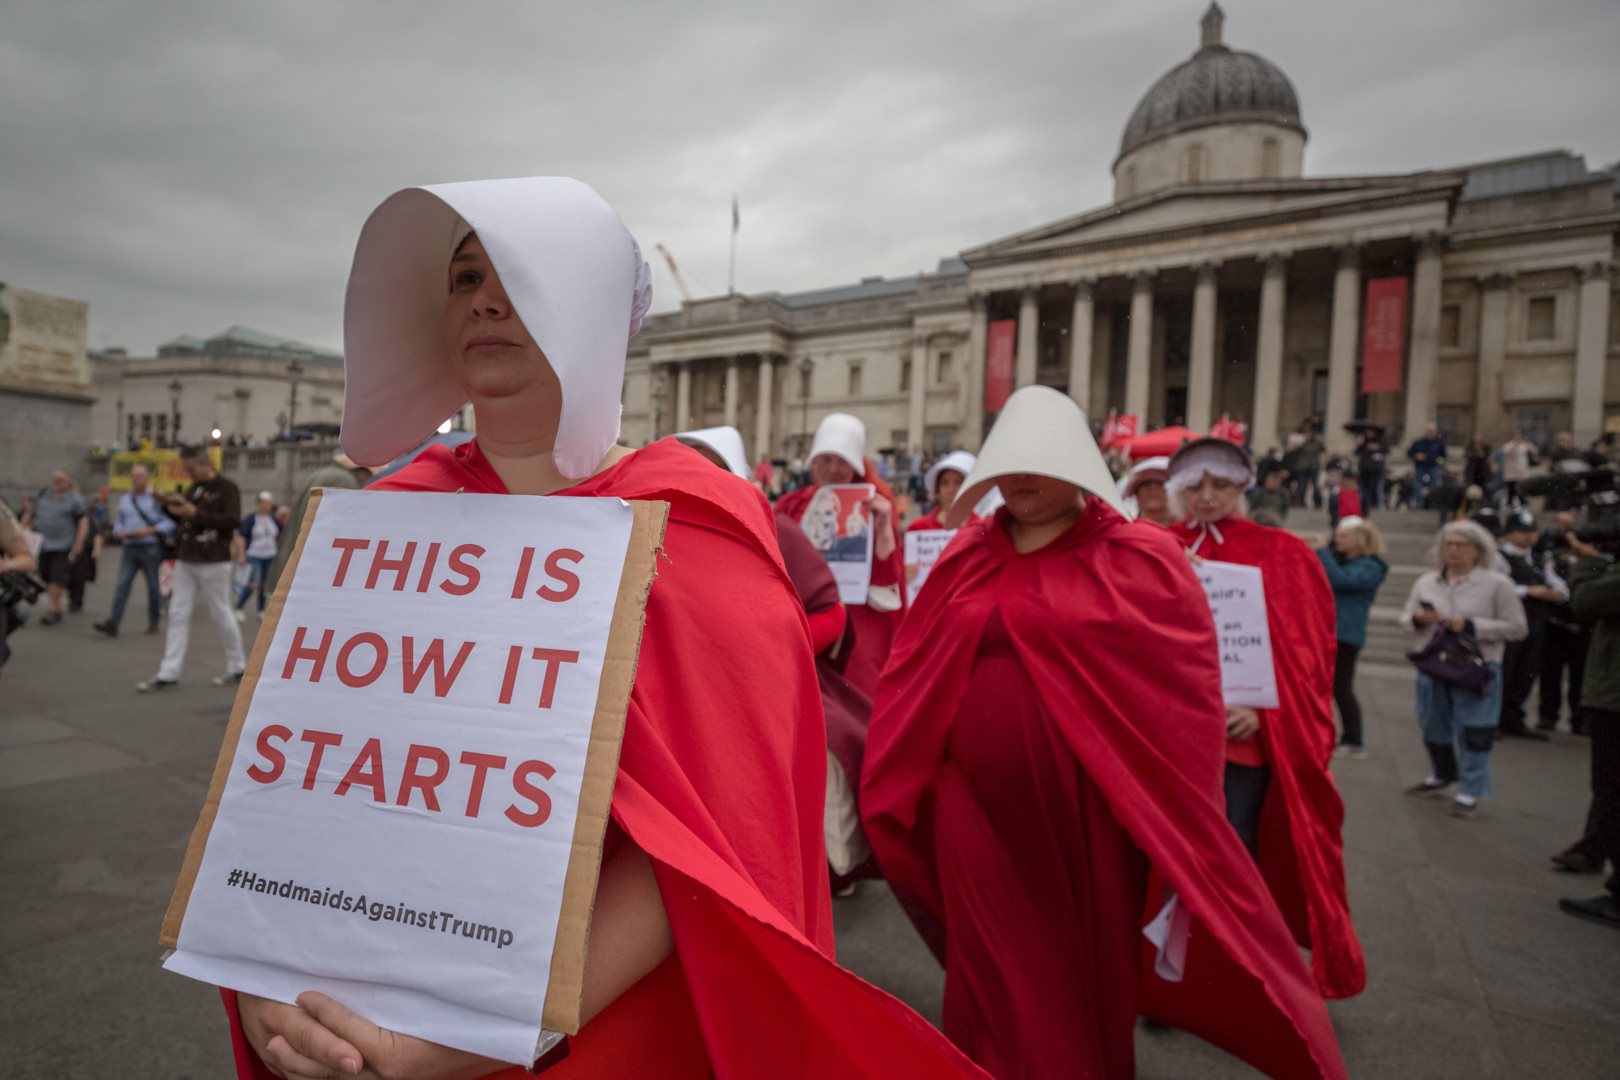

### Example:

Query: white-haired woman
xmin=1399 ymin=519 xmax=1528 ymax=817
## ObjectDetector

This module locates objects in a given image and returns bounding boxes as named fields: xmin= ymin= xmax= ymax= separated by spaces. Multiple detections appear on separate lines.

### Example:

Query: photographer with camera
xmin=1 ymin=497 xmax=42 ymax=678
xmin=1559 ymin=529 xmax=1620 ymax=928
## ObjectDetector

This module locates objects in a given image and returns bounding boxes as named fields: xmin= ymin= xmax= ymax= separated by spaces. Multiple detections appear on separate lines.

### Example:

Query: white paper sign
xmin=903 ymin=528 xmax=957 ymax=606
xmin=162 ymin=489 xmax=640 ymax=1065
xmin=1195 ymin=559 xmax=1280 ymax=709
xmin=800 ymin=483 xmax=875 ymax=605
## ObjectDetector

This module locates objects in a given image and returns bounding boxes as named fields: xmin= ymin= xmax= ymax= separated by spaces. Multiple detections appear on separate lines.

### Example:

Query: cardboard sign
xmin=903 ymin=528 xmax=957 ymax=606
xmin=159 ymin=488 xmax=667 ymax=1065
xmin=800 ymin=483 xmax=875 ymax=605
xmin=1194 ymin=560 xmax=1280 ymax=709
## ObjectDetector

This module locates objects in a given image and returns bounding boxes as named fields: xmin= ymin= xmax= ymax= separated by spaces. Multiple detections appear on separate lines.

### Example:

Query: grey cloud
xmin=1 ymin=0 xmax=1614 ymax=355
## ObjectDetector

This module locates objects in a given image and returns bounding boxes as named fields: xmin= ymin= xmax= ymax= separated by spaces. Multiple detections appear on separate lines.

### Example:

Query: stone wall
xmin=0 ymin=387 xmax=92 ymax=509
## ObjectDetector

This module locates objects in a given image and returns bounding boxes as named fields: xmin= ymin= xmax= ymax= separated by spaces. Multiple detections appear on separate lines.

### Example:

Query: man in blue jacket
xmin=1407 ymin=422 xmax=1447 ymax=510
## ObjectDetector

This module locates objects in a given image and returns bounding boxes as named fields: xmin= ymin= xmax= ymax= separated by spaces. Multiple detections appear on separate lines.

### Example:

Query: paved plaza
xmin=1 ymin=550 xmax=1616 ymax=1078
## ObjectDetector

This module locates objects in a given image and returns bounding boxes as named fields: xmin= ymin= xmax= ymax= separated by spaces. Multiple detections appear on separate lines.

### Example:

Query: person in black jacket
xmin=1496 ymin=510 xmax=1564 ymax=741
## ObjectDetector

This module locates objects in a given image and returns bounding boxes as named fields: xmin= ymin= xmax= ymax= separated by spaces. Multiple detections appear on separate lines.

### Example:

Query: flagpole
xmin=728 ymin=193 xmax=738 ymax=296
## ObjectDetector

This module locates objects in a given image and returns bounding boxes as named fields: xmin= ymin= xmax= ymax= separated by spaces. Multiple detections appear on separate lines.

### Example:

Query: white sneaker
xmin=233 ymin=609 xmax=247 ymax=624
xmin=1333 ymin=744 xmax=1367 ymax=760
xmin=211 ymin=671 xmax=245 ymax=687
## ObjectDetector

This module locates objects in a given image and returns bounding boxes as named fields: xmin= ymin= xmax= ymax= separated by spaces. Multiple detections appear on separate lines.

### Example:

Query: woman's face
xmin=1182 ymin=472 xmax=1244 ymax=523
xmin=1441 ymin=534 xmax=1479 ymax=574
xmin=1134 ymin=478 xmax=1168 ymax=519
xmin=443 ymin=235 xmax=556 ymax=402
xmin=1334 ymin=527 xmax=1366 ymax=558
xmin=935 ymin=469 xmax=964 ymax=513
xmin=996 ymin=474 xmax=1083 ymax=527
xmin=811 ymin=454 xmax=858 ymax=487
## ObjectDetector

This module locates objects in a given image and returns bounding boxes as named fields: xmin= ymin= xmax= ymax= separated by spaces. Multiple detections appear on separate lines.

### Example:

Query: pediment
xmin=963 ymin=174 xmax=1462 ymax=263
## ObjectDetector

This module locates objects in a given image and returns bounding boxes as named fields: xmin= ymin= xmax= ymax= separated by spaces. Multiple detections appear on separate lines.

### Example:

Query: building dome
xmin=1112 ymin=5 xmax=1307 ymax=200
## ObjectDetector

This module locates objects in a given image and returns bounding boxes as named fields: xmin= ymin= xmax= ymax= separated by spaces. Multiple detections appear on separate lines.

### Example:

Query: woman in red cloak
xmin=225 ymin=178 xmax=982 ymax=1080
xmin=775 ymin=412 xmax=905 ymax=696
xmin=864 ymin=387 xmax=1346 ymax=1080
xmin=1165 ymin=438 xmax=1366 ymax=1000
xmin=907 ymin=450 xmax=977 ymax=533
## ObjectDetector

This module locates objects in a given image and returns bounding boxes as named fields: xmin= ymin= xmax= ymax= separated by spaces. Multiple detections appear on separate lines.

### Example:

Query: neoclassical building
xmin=625 ymin=4 xmax=1619 ymax=462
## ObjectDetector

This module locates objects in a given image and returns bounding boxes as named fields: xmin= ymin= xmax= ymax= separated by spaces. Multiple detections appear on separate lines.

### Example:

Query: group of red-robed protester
xmin=213 ymin=176 xmax=1359 ymax=1080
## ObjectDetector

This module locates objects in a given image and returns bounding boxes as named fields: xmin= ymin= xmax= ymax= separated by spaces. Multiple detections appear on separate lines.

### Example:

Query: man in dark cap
xmin=1497 ymin=509 xmax=1563 ymax=741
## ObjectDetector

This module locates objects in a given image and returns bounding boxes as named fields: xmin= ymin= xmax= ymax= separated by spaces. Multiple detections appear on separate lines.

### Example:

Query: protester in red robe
xmin=1166 ymin=437 xmax=1366 ymax=1000
xmin=775 ymin=412 xmax=905 ymax=696
xmin=678 ymin=424 xmax=873 ymax=886
xmin=907 ymin=450 xmax=977 ymax=533
xmin=864 ymin=387 xmax=1347 ymax=1080
xmin=224 ymin=178 xmax=982 ymax=1080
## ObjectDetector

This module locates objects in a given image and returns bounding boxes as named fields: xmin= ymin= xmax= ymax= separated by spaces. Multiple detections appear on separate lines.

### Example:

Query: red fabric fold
xmin=219 ymin=437 xmax=982 ymax=1078
xmin=1169 ymin=517 xmax=1367 ymax=999
xmin=863 ymin=502 xmax=1347 ymax=1080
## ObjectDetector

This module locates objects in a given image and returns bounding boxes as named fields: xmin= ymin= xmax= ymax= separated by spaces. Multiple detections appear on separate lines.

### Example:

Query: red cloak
xmin=1169 ymin=516 xmax=1366 ymax=999
xmin=220 ymin=438 xmax=982 ymax=1079
xmin=863 ymin=502 xmax=1347 ymax=1080
xmin=776 ymin=464 xmax=906 ymax=697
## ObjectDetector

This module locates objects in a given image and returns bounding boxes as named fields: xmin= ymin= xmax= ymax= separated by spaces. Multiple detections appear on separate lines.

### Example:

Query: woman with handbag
xmin=1399 ymin=520 xmax=1528 ymax=818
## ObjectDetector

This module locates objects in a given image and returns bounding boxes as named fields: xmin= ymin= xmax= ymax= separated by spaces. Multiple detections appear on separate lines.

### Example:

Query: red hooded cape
xmin=1169 ymin=516 xmax=1366 ymax=999
xmin=776 ymin=463 xmax=906 ymax=697
xmin=220 ymin=438 xmax=982 ymax=1079
xmin=863 ymin=502 xmax=1347 ymax=1080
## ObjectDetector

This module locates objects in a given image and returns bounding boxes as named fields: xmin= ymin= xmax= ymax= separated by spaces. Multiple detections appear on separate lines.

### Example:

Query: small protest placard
xmin=159 ymin=488 xmax=666 ymax=1065
xmin=903 ymin=528 xmax=957 ymax=606
xmin=1194 ymin=559 xmax=1279 ymax=709
xmin=800 ymin=483 xmax=875 ymax=605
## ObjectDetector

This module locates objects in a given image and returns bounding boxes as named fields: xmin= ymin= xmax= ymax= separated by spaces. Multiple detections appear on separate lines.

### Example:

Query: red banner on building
xmin=985 ymin=319 xmax=1016 ymax=412
xmin=1361 ymin=276 xmax=1409 ymax=394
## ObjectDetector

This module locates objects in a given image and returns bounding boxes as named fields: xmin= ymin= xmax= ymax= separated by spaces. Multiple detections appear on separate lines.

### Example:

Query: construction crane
xmin=655 ymin=243 xmax=695 ymax=303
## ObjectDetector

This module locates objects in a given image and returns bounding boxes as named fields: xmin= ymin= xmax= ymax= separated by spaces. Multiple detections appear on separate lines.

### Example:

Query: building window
xmin=1185 ymin=143 xmax=1204 ymax=183
xmin=1525 ymin=296 xmax=1556 ymax=341
xmin=1260 ymin=137 xmax=1279 ymax=179
xmin=799 ymin=367 xmax=812 ymax=401
xmin=1439 ymin=304 xmax=1461 ymax=348
xmin=156 ymin=414 xmax=168 ymax=439
xmin=900 ymin=357 xmax=912 ymax=393
xmin=1122 ymin=166 xmax=1137 ymax=198
xmin=1517 ymin=408 xmax=1555 ymax=448
xmin=1436 ymin=409 xmax=1464 ymax=445
xmin=927 ymin=428 xmax=952 ymax=457
xmin=848 ymin=362 xmax=863 ymax=397
xmin=936 ymin=350 xmax=953 ymax=384
xmin=1311 ymin=370 xmax=1329 ymax=416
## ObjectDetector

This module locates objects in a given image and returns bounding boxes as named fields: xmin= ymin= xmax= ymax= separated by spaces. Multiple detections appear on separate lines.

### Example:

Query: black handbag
xmin=1407 ymin=626 xmax=1494 ymax=695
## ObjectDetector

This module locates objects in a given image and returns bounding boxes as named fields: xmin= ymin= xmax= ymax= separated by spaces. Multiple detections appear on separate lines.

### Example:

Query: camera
xmin=1519 ymin=466 xmax=1619 ymax=519
xmin=1 ymin=568 xmax=48 ymax=629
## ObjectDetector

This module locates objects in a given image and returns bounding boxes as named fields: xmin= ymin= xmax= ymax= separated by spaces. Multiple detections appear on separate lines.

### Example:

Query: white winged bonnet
xmin=946 ymin=386 xmax=1126 ymax=527
xmin=341 ymin=177 xmax=653 ymax=477
xmin=676 ymin=425 xmax=750 ymax=479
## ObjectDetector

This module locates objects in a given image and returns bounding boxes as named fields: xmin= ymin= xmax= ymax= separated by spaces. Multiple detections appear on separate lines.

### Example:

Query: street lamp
xmin=286 ymin=358 xmax=304 ymax=437
xmin=797 ymin=356 xmax=815 ymax=458
xmin=649 ymin=370 xmax=668 ymax=442
xmin=168 ymin=377 xmax=183 ymax=444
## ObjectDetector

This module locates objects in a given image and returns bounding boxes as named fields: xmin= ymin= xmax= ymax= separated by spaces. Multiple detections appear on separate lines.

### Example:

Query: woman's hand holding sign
xmin=248 ymin=990 xmax=499 ymax=1080
xmin=863 ymin=493 xmax=895 ymax=560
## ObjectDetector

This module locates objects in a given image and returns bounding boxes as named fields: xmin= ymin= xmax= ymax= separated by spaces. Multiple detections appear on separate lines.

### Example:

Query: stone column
xmin=1249 ymin=256 xmax=1289 ymax=454
xmin=1474 ymin=273 xmax=1514 ymax=444
xmin=1067 ymin=280 xmax=1095 ymax=412
xmin=1402 ymin=233 xmax=1446 ymax=444
xmin=1324 ymin=247 xmax=1362 ymax=455
xmin=1090 ymin=297 xmax=1113 ymax=415
xmin=1188 ymin=262 xmax=1219 ymax=432
xmin=723 ymin=357 xmax=740 ymax=427
xmin=1125 ymin=272 xmax=1154 ymax=420
xmin=1015 ymin=288 xmax=1040 ymax=389
xmin=1573 ymin=262 xmax=1613 ymax=445
xmin=964 ymin=296 xmax=988 ymax=448
xmin=754 ymin=356 xmax=774 ymax=459
xmin=675 ymin=362 xmax=693 ymax=432
xmin=907 ymin=335 xmax=928 ymax=453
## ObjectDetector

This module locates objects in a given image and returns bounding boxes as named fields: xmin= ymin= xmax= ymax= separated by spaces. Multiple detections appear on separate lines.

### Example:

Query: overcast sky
xmin=2 ymin=0 xmax=1616 ymax=355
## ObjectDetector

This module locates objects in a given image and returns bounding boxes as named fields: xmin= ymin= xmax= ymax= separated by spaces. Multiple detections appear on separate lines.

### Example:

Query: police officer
xmin=1537 ymin=510 xmax=1590 ymax=735
xmin=1497 ymin=509 xmax=1563 ymax=740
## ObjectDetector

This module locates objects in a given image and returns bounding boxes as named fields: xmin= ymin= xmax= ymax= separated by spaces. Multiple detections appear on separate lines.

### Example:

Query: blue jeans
xmin=1414 ymin=463 xmax=1439 ymax=509
xmin=1417 ymin=663 xmax=1504 ymax=799
xmin=236 ymin=555 xmax=274 ymax=612
xmin=109 ymin=543 xmax=165 ymax=629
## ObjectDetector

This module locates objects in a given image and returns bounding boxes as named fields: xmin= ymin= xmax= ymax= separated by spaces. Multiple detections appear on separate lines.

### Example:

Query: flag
xmin=732 ymin=194 xmax=740 ymax=233
xmin=1100 ymin=410 xmax=1139 ymax=450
